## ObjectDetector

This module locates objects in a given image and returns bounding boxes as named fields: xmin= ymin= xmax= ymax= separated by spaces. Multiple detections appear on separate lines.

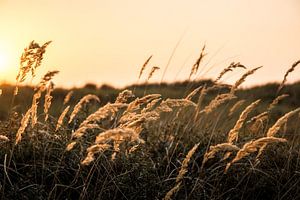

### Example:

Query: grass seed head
xmin=277 ymin=60 xmax=300 ymax=93
xmin=138 ymin=55 xmax=152 ymax=79
xmin=225 ymin=137 xmax=287 ymax=173
xmin=63 ymin=91 xmax=73 ymax=105
xmin=15 ymin=108 xmax=32 ymax=145
xmin=147 ymin=66 xmax=160 ymax=81
xmin=215 ymin=62 xmax=246 ymax=83
xmin=115 ymin=89 xmax=135 ymax=104
xmin=227 ymin=99 xmax=260 ymax=143
xmin=56 ymin=105 xmax=70 ymax=131
xmin=189 ymin=44 xmax=206 ymax=79
xmin=266 ymin=108 xmax=300 ymax=137
xmin=231 ymin=66 xmax=262 ymax=93
xmin=68 ymin=94 xmax=100 ymax=124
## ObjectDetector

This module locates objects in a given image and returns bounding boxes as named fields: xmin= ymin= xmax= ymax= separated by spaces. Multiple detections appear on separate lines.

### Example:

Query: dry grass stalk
xmin=247 ymin=113 xmax=268 ymax=136
xmin=44 ymin=82 xmax=54 ymax=121
xmin=128 ymin=144 xmax=139 ymax=154
xmin=125 ymin=94 xmax=161 ymax=114
xmin=160 ymin=99 xmax=196 ymax=109
xmin=268 ymin=94 xmax=289 ymax=112
xmin=71 ymin=124 xmax=100 ymax=139
xmin=14 ymin=41 xmax=51 ymax=96
xmin=15 ymin=108 xmax=32 ymax=145
xmin=115 ymin=90 xmax=134 ymax=103
xmin=201 ymin=143 xmax=240 ymax=170
xmin=138 ymin=55 xmax=152 ymax=79
xmin=63 ymin=91 xmax=73 ymax=105
xmin=81 ymin=144 xmax=111 ymax=165
xmin=111 ymin=140 xmax=121 ymax=160
xmin=16 ymin=40 xmax=52 ymax=83
xmin=277 ymin=60 xmax=300 ymax=93
xmin=228 ymin=100 xmax=246 ymax=116
xmin=176 ymin=143 xmax=199 ymax=183
xmin=196 ymin=87 xmax=207 ymax=109
xmin=68 ymin=94 xmax=100 ymax=124
xmin=35 ymin=71 xmax=59 ymax=92
xmin=66 ymin=141 xmax=77 ymax=151
xmin=121 ymin=109 xmax=159 ymax=126
xmin=247 ymin=94 xmax=288 ymax=126
xmin=249 ymin=114 xmax=268 ymax=135
xmin=230 ymin=66 xmax=262 ymax=93
xmin=123 ymin=103 xmax=167 ymax=125
xmin=202 ymin=93 xmax=236 ymax=114
xmin=83 ymin=128 xmax=141 ymax=164
xmin=247 ymin=111 xmax=268 ymax=125
xmin=80 ymin=103 xmax=127 ymax=127
xmin=137 ymin=99 xmax=194 ymax=123
xmin=153 ymin=102 xmax=173 ymax=113
xmin=141 ymin=98 xmax=162 ymax=113
xmin=215 ymin=62 xmax=246 ymax=82
xmin=189 ymin=44 xmax=206 ymax=79
xmin=81 ymin=153 xmax=94 ymax=165
xmin=228 ymin=100 xmax=260 ymax=143
xmin=164 ymin=143 xmax=199 ymax=200
xmin=29 ymin=41 xmax=52 ymax=77
xmin=163 ymin=182 xmax=182 ymax=200
xmin=255 ymin=108 xmax=300 ymax=160
xmin=185 ymin=86 xmax=203 ymax=101
xmin=122 ymin=112 xmax=160 ymax=128
xmin=147 ymin=66 xmax=160 ymax=81
xmin=266 ymin=108 xmax=300 ymax=137
xmin=95 ymin=128 xmax=141 ymax=144
xmin=0 ymin=135 xmax=9 ymax=142
xmin=31 ymin=71 xmax=59 ymax=127
xmin=194 ymin=87 xmax=207 ymax=121
xmin=225 ymin=137 xmax=287 ymax=172
xmin=56 ymin=105 xmax=70 ymax=131
xmin=30 ymin=92 xmax=41 ymax=128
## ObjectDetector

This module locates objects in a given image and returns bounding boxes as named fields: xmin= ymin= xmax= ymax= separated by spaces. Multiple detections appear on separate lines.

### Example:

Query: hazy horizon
xmin=0 ymin=0 xmax=299 ymax=88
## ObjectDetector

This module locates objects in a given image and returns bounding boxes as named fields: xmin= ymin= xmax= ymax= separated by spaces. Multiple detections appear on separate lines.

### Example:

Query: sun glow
xmin=0 ymin=53 xmax=8 ymax=72
xmin=0 ymin=43 xmax=18 ymax=82
xmin=0 ymin=47 xmax=10 ymax=73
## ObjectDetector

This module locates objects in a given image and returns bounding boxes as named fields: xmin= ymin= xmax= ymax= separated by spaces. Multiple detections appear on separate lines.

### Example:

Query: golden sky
xmin=0 ymin=0 xmax=299 ymax=88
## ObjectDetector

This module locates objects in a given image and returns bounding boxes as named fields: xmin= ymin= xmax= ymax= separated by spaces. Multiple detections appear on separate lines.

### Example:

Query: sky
xmin=0 ymin=0 xmax=299 ymax=88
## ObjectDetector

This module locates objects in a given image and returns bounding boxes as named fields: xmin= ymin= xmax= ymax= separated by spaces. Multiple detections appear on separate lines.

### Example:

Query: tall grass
xmin=0 ymin=41 xmax=300 ymax=199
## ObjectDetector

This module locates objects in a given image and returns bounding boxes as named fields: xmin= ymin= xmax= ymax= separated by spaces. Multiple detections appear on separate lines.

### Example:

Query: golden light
xmin=0 ymin=49 xmax=9 ymax=73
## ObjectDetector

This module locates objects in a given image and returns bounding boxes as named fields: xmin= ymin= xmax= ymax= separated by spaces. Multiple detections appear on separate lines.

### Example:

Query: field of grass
xmin=0 ymin=41 xmax=300 ymax=200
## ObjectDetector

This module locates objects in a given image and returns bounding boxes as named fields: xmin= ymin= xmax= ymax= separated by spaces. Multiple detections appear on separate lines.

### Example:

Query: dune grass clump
xmin=0 ymin=41 xmax=300 ymax=199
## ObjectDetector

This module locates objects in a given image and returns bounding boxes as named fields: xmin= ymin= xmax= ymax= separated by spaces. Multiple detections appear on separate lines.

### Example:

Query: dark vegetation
xmin=1 ymin=40 xmax=300 ymax=200
xmin=0 ymin=80 xmax=300 ymax=200
xmin=1 ymin=80 xmax=300 ymax=119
